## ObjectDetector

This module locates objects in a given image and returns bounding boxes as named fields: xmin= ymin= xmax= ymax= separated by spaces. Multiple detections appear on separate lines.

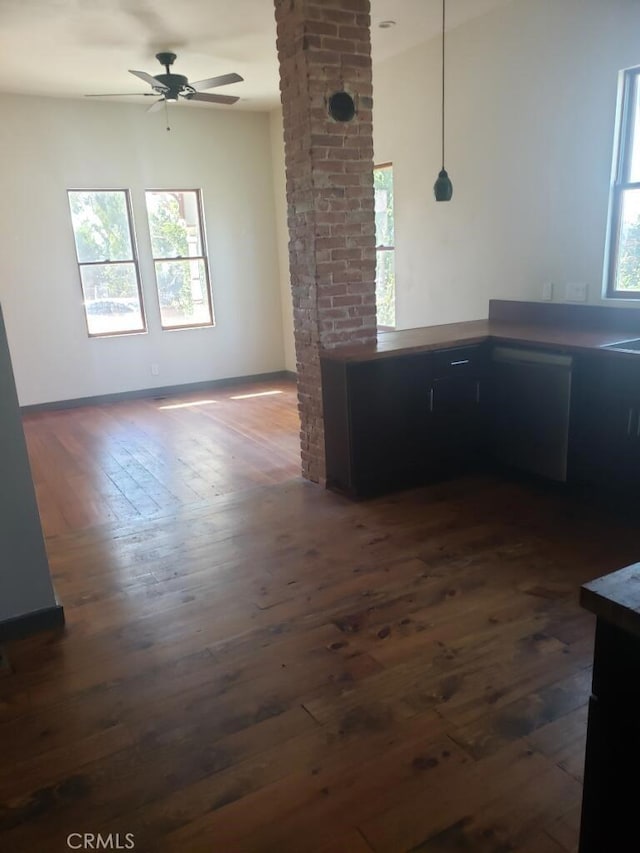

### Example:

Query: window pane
xmin=374 ymin=167 xmax=394 ymax=248
xmin=614 ymin=188 xmax=640 ymax=292
xmin=146 ymin=191 xmax=203 ymax=258
xmin=68 ymin=191 xmax=133 ymax=263
xmin=80 ymin=264 xmax=145 ymax=335
xmin=628 ymin=76 xmax=640 ymax=183
xmin=376 ymin=250 xmax=396 ymax=327
xmin=155 ymin=259 xmax=213 ymax=328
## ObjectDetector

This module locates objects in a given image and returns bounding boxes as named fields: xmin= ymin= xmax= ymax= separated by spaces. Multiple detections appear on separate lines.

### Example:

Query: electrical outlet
xmin=541 ymin=282 xmax=553 ymax=301
xmin=151 ymin=363 xmax=160 ymax=376
xmin=565 ymin=282 xmax=587 ymax=303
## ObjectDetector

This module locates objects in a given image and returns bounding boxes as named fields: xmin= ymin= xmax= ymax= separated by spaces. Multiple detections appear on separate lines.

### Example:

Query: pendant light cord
xmin=441 ymin=0 xmax=446 ymax=170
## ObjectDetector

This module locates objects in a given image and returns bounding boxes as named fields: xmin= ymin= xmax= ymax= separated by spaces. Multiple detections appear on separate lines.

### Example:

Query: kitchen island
xmin=579 ymin=564 xmax=640 ymax=852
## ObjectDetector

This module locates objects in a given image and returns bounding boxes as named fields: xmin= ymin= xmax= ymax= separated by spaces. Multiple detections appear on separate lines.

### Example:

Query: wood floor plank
xmin=544 ymin=804 xmax=581 ymax=853
xmin=447 ymin=669 xmax=591 ymax=760
xmin=359 ymin=741 xmax=580 ymax=853
xmin=160 ymin=729 xmax=466 ymax=852
xmin=526 ymin=704 xmax=589 ymax=784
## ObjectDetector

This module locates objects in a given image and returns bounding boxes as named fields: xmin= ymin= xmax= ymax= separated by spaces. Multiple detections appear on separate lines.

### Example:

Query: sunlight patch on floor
xmin=230 ymin=390 xmax=284 ymax=400
xmin=157 ymin=399 xmax=218 ymax=410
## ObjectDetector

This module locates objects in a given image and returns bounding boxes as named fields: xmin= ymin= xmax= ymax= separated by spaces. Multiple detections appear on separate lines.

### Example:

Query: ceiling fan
xmin=86 ymin=52 xmax=243 ymax=111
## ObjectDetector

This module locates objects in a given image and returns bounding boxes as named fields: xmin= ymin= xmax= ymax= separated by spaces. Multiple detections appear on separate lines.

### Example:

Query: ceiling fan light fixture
xmin=434 ymin=0 xmax=453 ymax=202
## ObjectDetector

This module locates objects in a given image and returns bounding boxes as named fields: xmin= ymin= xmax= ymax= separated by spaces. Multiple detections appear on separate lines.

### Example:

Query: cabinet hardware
xmin=628 ymin=408 xmax=634 ymax=437
xmin=450 ymin=359 xmax=470 ymax=366
xmin=429 ymin=387 xmax=434 ymax=412
xmin=636 ymin=410 xmax=640 ymax=439
xmin=476 ymin=381 xmax=481 ymax=404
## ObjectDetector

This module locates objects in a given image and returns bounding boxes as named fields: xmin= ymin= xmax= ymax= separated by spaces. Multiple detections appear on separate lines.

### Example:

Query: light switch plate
xmin=565 ymin=282 xmax=587 ymax=302
xmin=541 ymin=282 xmax=553 ymax=301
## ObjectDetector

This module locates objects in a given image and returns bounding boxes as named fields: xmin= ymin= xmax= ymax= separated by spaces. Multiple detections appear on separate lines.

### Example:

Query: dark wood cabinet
xmin=321 ymin=345 xmax=487 ymax=498
xmin=322 ymin=352 xmax=432 ymax=497
xmin=569 ymin=356 xmax=640 ymax=487
xmin=321 ymin=328 xmax=640 ymax=500
xmin=579 ymin=568 xmax=640 ymax=852
xmin=427 ymin=346 xmax=488 ymax=474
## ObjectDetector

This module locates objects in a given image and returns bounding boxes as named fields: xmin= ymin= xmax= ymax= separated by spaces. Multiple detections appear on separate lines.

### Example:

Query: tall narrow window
xmin=374 ymin=164 xmax=396 ymax=327
xmin=68 ymin=190 xmax=146 ymax=337
xmin=607 ymin=66 xmax=640 ymax=297
xmin=145 ymin=190 xmax=214 ymax=330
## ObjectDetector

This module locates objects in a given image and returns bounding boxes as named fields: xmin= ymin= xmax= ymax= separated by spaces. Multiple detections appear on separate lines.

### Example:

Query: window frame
xmin=145 ymin=188 xmax=215 ymax=331
xmin=606 ymin=66 xmax=640 ymax=299
xmin=68 ymin=188 xmax=147 ymax=338
xmin=374 ymin=162 xmax=396 ymax=330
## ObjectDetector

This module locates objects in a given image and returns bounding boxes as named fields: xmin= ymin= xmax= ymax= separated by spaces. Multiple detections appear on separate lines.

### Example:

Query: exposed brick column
xmin=274 ymin=0 xmax=377 ymax=484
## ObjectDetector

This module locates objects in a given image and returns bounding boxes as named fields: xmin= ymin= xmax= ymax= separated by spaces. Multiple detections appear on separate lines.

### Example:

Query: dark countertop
xmin=581 ymin=564 xmax=640 ymax=640
xmin=320 ymin=318 xmax=640 ymax=363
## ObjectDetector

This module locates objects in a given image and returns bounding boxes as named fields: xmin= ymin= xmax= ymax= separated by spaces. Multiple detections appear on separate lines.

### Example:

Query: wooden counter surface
xmin=320 ymin=318 xmax=640 ymax=362
xmin=581 ymin=564 xmax=640 ymax=640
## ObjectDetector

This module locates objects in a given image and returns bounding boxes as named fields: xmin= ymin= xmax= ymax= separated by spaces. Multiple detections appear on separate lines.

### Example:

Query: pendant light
xmin=434 ymin=0 xmax=453 ymax=201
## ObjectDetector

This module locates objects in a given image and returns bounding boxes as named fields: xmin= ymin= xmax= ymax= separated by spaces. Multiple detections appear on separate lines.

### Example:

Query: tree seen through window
xmin=374 ymin=165 xmax=396 ymax=327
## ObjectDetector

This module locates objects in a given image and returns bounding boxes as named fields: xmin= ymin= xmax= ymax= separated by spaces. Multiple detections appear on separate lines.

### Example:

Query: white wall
xmin=0 ymin=94 xmax=286 ymax=406
xmin=373 ymin=0 xmax=640 ymax=329
xmin=269 ymin=107 xmax=296 ymax=371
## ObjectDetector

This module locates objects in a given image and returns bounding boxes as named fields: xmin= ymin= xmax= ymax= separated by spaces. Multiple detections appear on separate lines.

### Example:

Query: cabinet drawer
xmin=432 ymin=345 xmax=486 ymax=378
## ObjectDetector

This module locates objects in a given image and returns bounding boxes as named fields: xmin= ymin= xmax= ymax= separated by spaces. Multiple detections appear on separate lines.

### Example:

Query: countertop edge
xmin=319 ymin=320 xmax=640 ymax=363
xmin=581 ymin=563 xmax=640 ymax=640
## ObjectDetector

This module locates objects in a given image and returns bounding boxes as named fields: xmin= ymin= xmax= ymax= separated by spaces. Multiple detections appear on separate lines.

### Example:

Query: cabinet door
xmin=569 ymin=359 xmax=640 ymax=487
xmin=429 ymin=346 xmax=487 ymax=473
xmin=430 ymin=374 xmax=483 ymax=466
xmin=348 ymin=353 xmax=432 ymax=494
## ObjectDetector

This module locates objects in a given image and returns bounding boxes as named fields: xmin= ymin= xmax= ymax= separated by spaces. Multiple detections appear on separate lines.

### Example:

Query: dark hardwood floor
xmin=3 ymin=380 xmax=638 ymax=851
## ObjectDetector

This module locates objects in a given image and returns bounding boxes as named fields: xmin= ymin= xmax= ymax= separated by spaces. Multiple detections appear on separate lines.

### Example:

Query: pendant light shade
xmin=434 ymin=169 xmax=453 ymax=202
xmin=434 ymin=0 xmax=453 ymax=202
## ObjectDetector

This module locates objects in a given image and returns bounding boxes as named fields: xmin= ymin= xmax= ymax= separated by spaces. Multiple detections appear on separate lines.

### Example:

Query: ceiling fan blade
xmin=190 ymin=72 xmax=243 ymax=91
xmin=85 ymin=92 xmax=158 ymax=97
xmin=147 ymin=99 xmax=165 ymax=113
xmin=186 ymin=92 xmax=239 ymax=106
xmin=129 ymin=69 xmax=168 ymax=90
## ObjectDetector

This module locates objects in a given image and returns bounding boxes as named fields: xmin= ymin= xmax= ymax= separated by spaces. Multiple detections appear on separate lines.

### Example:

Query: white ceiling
xmin=0 ymin=0 xmax=510 ymax=110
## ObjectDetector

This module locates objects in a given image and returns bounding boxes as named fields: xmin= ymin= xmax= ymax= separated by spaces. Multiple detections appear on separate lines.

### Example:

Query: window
xmin=68 ymin=190 xmax=146 ymax=336
xmin=144 ymin=190 xmax=214 ymax=329
xmin=607 ymin=66 xmax=640 ymax=297
xmin=374 ymin=164 xmax=396 ymax=327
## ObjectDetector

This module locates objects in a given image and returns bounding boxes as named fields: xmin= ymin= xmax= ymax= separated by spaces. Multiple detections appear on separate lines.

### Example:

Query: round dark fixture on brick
xmin=328 ymin=91 xmax=356 ymax=122
xmin=434 ymin=0 xmax=453 ymax=201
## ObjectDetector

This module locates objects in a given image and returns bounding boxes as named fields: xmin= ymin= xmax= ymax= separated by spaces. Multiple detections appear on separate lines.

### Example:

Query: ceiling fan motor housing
xmin=154 ymin=74 xmax=189 ymax=88
xmin=153 ymin=54 xmax=191 ymax=99
xmin=154 ymin=73 xmax=191 ymax=97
